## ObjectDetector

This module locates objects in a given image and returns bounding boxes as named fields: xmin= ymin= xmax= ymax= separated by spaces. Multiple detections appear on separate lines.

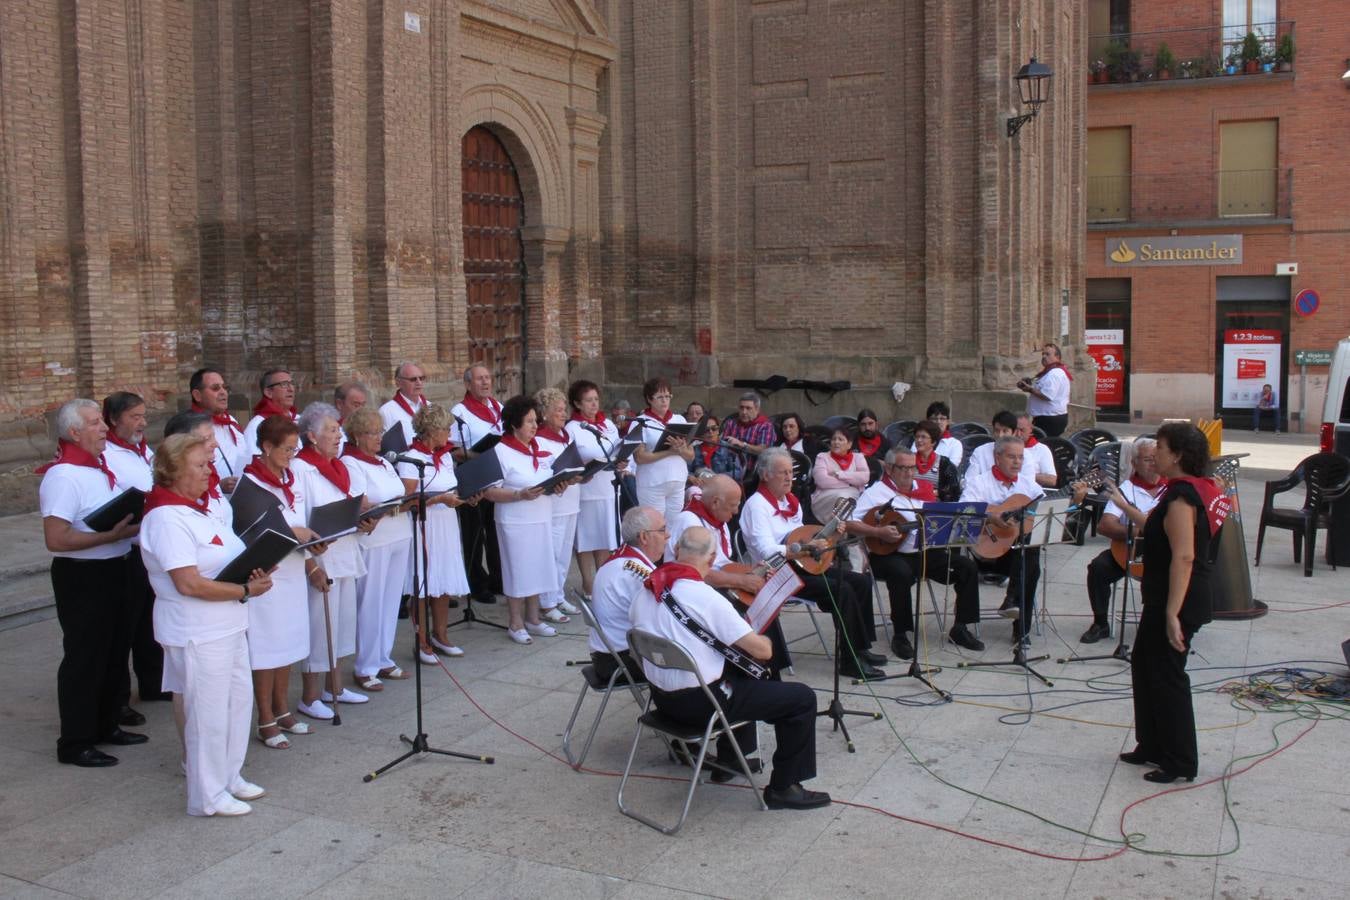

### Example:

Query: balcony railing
xmin=1088 ymin=21 xmax=1295 ymax=85
xmin=1088 ymin=169 xmax=1292 ymax=225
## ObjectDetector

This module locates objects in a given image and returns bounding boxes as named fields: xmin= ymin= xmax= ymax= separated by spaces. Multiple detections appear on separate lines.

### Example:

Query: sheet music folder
xmin=307 ymin=496 xmax=362 ymax=541
xmin=229 ymin=476 xmax=285 ymax=537
xmin=454 ymin=449 xmax=504 ymax=499
xmin=83 ymin=488 xmax=147 ymax=532
xmin=214 ymin=529 xmax=299 ymax=585
xmin=379 ymin=423 xmax=408 ymax=455
xmin=916 ymin=501 xmax=988 ymax=550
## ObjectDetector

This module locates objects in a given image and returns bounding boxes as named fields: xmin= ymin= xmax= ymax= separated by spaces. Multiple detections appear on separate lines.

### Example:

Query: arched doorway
xmin=461 ymin=125 xmax=526 ymax=396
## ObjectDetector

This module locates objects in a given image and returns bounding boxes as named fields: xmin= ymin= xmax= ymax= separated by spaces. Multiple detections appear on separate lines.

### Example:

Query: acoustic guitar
xmin=861 ymin=504 xmax=922 ymax=555
xmin=1110 ymin=539 xmax=1145 ymax=579
xmin=972 ymin=494 xmax=1038 ymax=561
xmin=721 ymin=551 xmax=786 ymax=608
xmin=785 ymin=496 xmax=856 ymax=576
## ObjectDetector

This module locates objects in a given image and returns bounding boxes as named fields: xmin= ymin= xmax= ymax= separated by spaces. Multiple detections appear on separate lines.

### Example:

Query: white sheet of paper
xmin=746 ymin=564 xmax=804 ymax=634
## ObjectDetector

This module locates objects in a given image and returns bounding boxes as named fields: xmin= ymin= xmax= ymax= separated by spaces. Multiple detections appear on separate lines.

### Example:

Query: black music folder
xmin=535 ymin=466 xmax=585 ymax=494
xmin=469 ymin=432 xmax=502 ymax=455
xmin=83 ymin=488 xmax=146 ymax=532
xmin=214 ymin=529 xmax=299 ymax=585
xmin=653 ymin=421 xmax=697 ymax=452
xmin=454 ymin=447 xmax=504 ymax=498
xmin=308 ymin=495 xmax=362 ymax=541
xmin=379 ymin=422 xmax=408 ymax=455
xmin=228 ymin=476 xmax=285 ymax=536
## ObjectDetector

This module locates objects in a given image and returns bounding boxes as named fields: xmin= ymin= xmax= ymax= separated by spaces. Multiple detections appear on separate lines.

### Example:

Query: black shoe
xmin=710 ymin=757 xmax=763 ymax=784
xmin=118 ymin=706 xmax=146 ymax=727
xmin=1143 ymin=769 xmax=1195 ymax=784
xmin=890 ymin=636 xmax=915 ymax=660
xmin=58 ymin=748 xmax=119 ymax=768
xmin=1080 ymin=623 xmax=1110 ymax=644
xmin=474 ymin=591 xmax=498 ymax=605
xmin=997 ymin=598 xmax=1021 ymax=619
xmin=763 ymin=783 xmax=832 ymax=810
xmin=981 ymin=573 xmax=1009 ymax=587
xmin=840 ymin=661 xmax=885 ymax=680
xmin=949 ymin=624 xmax=985 ymax=652
xmin=1118 ymin=748 xmax=1157 ymax=767
xmin=140 ymin=691 xmax=173 ymax=702
xmin=397 ymin=594 xmax=410 ymax=620
xmin=861 ymin=650 xmax=887 ymax=666
xmin=99 ymin=728 xmax=149 ymax=746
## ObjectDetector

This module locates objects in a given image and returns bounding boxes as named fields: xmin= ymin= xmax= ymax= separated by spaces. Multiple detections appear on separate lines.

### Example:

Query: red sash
xmin=915 ymin=451 xmax=937 ymax=475
xmin=756 ymin=484 xmax=799 ymax=520
xmin=252 ymin=397 xmax=298 ymax=420
xmin=571 ymin=410 xmax=608 ymax=427
xmin=341 ymin=444 xmax=384 ymax=468
xmin=243 ymin=459 xmax=296 ymax=510
xmin=536 ymin=425 xmax=570 ymax=445
xmin=642 ymin=407 xmax=673 ymax=424
xmin=461 ymin=392 xmax=502 ymax=426
xmin=192 ymin=404 xmax=243 ymax=444
xmin=409 ymin=439 xmax=451 ymax=472
xmin=829 ymin=451 xmax=855 ymax=471
xmin=296 ymin=446 xmax=351 ymax=495
xmin=142 ymin=484 xmax=208 ymax=516
xmin=856 ymin=433 xmax=882 ymax=457
xmin=684 ymin=500 xmax=730 ymax=557
xmin=394 ymin=392 xmax=426 ymax=419
xmin=992 ymin=465 xmax=1017 ymax=486
xmin=1034 ymin=362 xmax=1073 ymax=382
xmin=35 ymin=440 xmax=117 ymax=489
xmin=106 ymin=431 xmax=151 ymax=463
xmin=1168 ymin=476 xmax=1231 ymax=537
xmin=499 ymin=434 xmax=547 ymax=470
xmin=606 ymin=544 xmax=654 ymax=568
xmin=645 ymin=562 xmax=704 ymax=600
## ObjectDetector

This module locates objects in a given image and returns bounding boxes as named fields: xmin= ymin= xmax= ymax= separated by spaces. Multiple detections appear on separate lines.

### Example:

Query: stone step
xmin=0 ymin=570 xmax=54 ymax=632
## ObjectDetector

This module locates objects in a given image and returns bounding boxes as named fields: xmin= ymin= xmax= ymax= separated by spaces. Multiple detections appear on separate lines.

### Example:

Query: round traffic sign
xmin=1294 ymin=289 xmax=1320 ymax=317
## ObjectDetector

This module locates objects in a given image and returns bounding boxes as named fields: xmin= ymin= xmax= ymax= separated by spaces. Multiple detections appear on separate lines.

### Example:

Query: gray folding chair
xmin=562 ymin=597 xmax=649 ymax=770
xmin=616 ymin=628 xmax=767 ymax=835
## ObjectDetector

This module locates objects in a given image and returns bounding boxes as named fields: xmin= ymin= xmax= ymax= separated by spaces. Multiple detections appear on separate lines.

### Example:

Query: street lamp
xmin=1007 ymin=56 xmax=1053 ymax=138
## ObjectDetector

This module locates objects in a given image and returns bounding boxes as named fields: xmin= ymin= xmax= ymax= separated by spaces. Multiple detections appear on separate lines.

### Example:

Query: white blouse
xmin=634 ymin=412 xmax=689 ymax=486
xmin=345 ymin=454 xmax=413 ymax=550
xmin=535 ymin=431 xmax=581 ymax=516
xmin=142 ymin=502 xmax=248 ymax=646
xmin=566 ymin=418 xmax=619 ymax=500
xmin=493 ymin=442 xmax=554 ymax=526
xmin=291 ymin=456 xmax=366 ymax=579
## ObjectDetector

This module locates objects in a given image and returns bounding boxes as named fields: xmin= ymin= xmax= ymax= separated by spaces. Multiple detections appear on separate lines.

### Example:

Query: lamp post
xmin=1007 ymin=56 xmax=1053 ymax=138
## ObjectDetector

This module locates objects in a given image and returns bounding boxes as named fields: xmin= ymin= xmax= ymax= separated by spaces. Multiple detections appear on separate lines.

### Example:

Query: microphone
xmin=580 ymin=421 xmax=608 ymax=443
xmin=382 ymin=451 xmax=428 ymax=468
xmin=788 ymin=542 xmax=802 ymax=555
xmin=453 ymin=414 xmax=467 ymax=427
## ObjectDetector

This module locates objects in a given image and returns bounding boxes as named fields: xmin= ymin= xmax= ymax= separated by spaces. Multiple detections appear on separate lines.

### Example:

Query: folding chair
xmin=616 ymin=628 xmax=767 ymax=834
xmin=562 ymin=597 xmax=649 ymax=770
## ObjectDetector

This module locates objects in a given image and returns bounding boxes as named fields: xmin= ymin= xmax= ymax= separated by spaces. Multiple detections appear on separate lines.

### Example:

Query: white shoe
xmin=430 ymin=635 xmax=464 ymax=657
xmin=555 ymin=598 xmax=581 ymax=616
xmin=229 ymin=779 xmax=266 ymax=801
xmin=297 ymin=699 xmax=334 ymax=720
xmin=507 ymin=628 xmax=533 ymax=645
xmin=321 ymin=688 xmax=369 ymax=704
xmin=210 ymin=795 xmax=253 ymax=817
xmin=418 ymin=649 xmax=439 ymax=665
xmin=541 ymin=607 xmax=570 ymax=624
xmin=524 ymin=621 xmax=556 ymax=637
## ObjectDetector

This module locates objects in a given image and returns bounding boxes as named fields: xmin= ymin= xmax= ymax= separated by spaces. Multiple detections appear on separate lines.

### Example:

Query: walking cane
xmin=320 ymin=577 xmax=341 ymax=726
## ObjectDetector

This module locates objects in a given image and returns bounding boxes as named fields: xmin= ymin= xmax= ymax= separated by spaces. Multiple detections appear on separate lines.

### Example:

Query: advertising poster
xmin=1221 ymin=329 xmax=1281 ymax=408
xmin=1085 ymin=329 xmax=1126 ymax=408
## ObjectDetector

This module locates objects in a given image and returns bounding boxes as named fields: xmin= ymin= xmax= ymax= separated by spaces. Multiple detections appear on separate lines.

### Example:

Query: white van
xmin=1320 ymin=336 xmax=1350 ymax=455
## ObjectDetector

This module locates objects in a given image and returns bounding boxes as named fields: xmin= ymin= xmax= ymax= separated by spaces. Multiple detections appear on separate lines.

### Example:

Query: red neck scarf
xmin=942 ymin=429 xmax=953 ymax=440
xmin=35 ymin=440 xmax=117 ymax=488
xmin=243 ymin=458 xmax=296 ymax=509
xmin=915 ymin=450 xmax=937 ymax=474
xmin=206 ymin=471 xmax=222 ymax=501
xmin=341 ymin=443 xmax=384 ymax=468
xmin=1024 ymin=434 xmax=1040 ymax=448
xmin=1167 ymin=476 xmax=1231 ymax=537
xmin=992 ymin=465 xmax=1018 ymax=486
xmin=606 ymin=543 xmax=654 ymax=568
xmin=461 ymin=392 xmax=502 ymax=426
xmin=252 ymin=396 xmax=298 ymax=420
xmin=499 ymin=434 xmax=547 ymax=470
xmin=645 ymin=561 xmax=704 ymax=600
xmin=142 ymin=484 xmax=208 ymax=516
xmin=829 ymin=450 xmax=855 ymax=470
xmin=394 ymin=391 xmax=426 ymax=418
xmin=1035 ymin=361 xmax=1073 ymax=382
xmin=1129 ymin=473 xmax=1167 ymax=495
xmin=883 ymin=474 xmax=936 ymax=501
xmin=756 ymin=484 xmax=799 ymax=519
xmin=857 ymin=433 xmax=882 ymax=457
xmin=536 ymin=424 xmax=570 ymax=445
xmin=740 ymin=414 xmax=770 ymax=429
xmin=684 ymin=499 xmax=730 ymax=557
xmin=700 ymin=444 xmax=717 ymax=468
xmin=642 ymin=407 xmax=673 ymax=424
xmin=409 ymin=438 xmax=451 ymax=472
xmin=192 ymin=404 xmax=243 ymax=444
xmin=296 ymin=446 xmax=351 ymax=495
xmin=105 ymin=431 xmax=151 ymax=463
xmin=571 ymin=410 xmax=608 ymax=427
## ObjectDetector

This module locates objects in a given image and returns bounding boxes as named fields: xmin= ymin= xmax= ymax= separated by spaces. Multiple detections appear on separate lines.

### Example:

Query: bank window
xmin=1223 ymin=1 xmax=1277 ymax=55
xmin=1219 ymin=119 xmax=1277 ymax=217
xmin=1088 ymin=128 xmax=1130 ymax=223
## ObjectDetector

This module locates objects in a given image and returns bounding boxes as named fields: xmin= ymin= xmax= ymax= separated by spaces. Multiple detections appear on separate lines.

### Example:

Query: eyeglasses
xmin=890 ymin=464 xmax=917 ymax=471
xmin=931 ymin=415 xmax=949 ymax=422
xmin=398 ymin=375 xmax=426 ymax=382
xmin=650 ymin=393 xmax=672 ymax=400
xmin=265 ymin=380 xmax=294 ymax=390
xmin=274 ymin=444 xmax=300 ymax=456
xmin=641 ymin=526 xmax=668 ymax=535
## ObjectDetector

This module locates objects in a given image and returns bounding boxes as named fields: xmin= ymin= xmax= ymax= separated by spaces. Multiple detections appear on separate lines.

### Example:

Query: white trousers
xmin=637 ymin=479 xmax=685 ymax=531
xmin=542 ymin=511 xmax=579 ymax=609
xmin=355 ymin=540 xmax=411 ymax=677
xmin=306 ymin=575 xmax=358 ymax=672
xmin=170 ymin=631 xmax=252 ymax=816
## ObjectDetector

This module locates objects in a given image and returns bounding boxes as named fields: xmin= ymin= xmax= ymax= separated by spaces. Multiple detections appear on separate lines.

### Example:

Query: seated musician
xmin=740 ymin=449 xmax=886 ymax=680
xmin=1080 ymin=438 xmax=1166 ymax=643
xmin=848 ymin=448 xmax=985 ymax=658
xmin=587 ymin=506 xmax=665 ymax=682
xmin=964 ymin=410 xmax=1018 ymax=479
xmin=630 ymin=526 xmax=830 ymax=810
xmin=960 ymin=435 xmax=1045 ymax=644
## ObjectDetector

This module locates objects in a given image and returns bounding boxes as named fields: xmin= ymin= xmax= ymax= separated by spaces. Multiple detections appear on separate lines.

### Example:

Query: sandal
xmin=377 ymin=666 xmax=409 ymax=680
xmin=256 ymin=721 xmax=290 ymax=749
xmin=274 ymin=711 xmax=312 ymax=735
xmin=355 ymin=674 xmax=384 ymax=692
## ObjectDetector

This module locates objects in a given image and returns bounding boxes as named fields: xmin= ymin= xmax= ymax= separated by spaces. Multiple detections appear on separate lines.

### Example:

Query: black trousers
xmin=652 ymin=669 xmax=817 ymax=790
xmin=1086 ymin=549 xmax=1126 ymax=627
xmin=1032 ymin=413 xmax=1068 ymax=437
xmin=1130 ymin=603 xmax=1200 ymax=777
xmin=123 ymin=547 xmax=164 ymax=704
xmin=591 ymin=649 xmax=647 ymax=685
xmin=52 ymin=555 xmax=133 ymax=755
xmin=869 ymin=549 xmax=980 ymax=632
xmin=796 ymin=569 xmax=877 ymax=654
xmin=1005 ymin=546 xmax=1042 ymax=620
xmin=459 ymin=501 xmax=503 ymax=596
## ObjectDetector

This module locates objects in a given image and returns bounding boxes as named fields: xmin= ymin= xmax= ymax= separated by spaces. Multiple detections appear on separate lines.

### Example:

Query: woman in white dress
xmin=534 ymin=388 xmax=583 ymax=623
xmin=397 ymin=404 xmax=473 ymax=662
xmin=140 ymin=434 xmax=273 ymax=816
xmin=241 ymin=415 xmax=324 ymax=748
xmin=342 ymin=407 xmax=414 ymax=690
xmin=632 ymin=377 xmax=693 ymax=526
xmin=485 ymin=395 xmax=560 ymax=645
xmin=566 ymin=379 xmax=625 ymax=598
xmin=292 ymin=403 xmax=369 ymax=718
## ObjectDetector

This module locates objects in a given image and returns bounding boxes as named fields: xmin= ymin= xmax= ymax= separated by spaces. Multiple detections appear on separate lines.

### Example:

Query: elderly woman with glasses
xmin=632 ymin=377 xmax=693 ymax=526
xmin=566 ymin=379 xmax=625 ymax=599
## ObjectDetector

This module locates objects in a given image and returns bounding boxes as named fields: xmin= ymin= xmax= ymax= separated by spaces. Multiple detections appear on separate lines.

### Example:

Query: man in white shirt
xmin=588 ymin=506 xmax=664 ymax=682
xmin=630 ymin=525 xmax=830 ymax=810
xmin=450 ymin=364 xmax=505 ymax=602
xmin=189 ymin=367 xmax=247 ymax=491
xmin=378 ymin=361 xmax=425 ymax=447
xmin=1081 ymin=439 xmax=1167 ymax=643
xmin=961 ymin=436 xmax=1045 ymax=643
xmin=1017 ymin=342 xmax=1072 ymax=436
xmin=964 ymin=410 xmax=1018 ymax=480
xmin=1016 ymin=414 xmax=1059 ymax=489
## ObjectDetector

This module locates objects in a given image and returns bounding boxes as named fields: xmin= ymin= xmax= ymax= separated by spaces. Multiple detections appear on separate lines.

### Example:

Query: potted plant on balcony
xmin=1224 ymin=48 xmax=1241 ymax=75
xmin=1154 ymin=43 xmax=1176 ymax=80
xmin=1089 ymin=58 xmax=1108 ymax=84
xmin=1241 ymin=31 xmax=1262 ymax=74
xmin=1277 ymin=33 xmax=1295 ymax=72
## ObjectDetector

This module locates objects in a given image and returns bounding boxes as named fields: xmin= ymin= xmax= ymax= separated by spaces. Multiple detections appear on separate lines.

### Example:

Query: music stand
xmin=957 ymin=500 xmax=1055 ymax=687
xmin=1059 ymin=515 xmax=1137 ymax=665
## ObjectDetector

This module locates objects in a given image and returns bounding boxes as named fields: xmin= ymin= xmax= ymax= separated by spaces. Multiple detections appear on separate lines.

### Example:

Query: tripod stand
xmin=446 ymin=499 xmax=506 ymax=634
xmin=813 ymin=558 xmax=882 ymax=752
xmin=365 ymin=462 xmax=494 ymax=782
xmin=1059 ymin=521 xmax=1137 ymax=665
xmin=861 ymin=558 xmax=948 ymax=700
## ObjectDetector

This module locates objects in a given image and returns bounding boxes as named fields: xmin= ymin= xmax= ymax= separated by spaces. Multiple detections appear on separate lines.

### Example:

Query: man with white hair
xmin=451 ymin=363 xmax=505 ymax=603
xmin=378 ymin=362 xmax=426 ymax=447
xmin=587 ymin=506 xmax=665 ymax=682
xmin=630 ymin=525 xmax=830 ymax=810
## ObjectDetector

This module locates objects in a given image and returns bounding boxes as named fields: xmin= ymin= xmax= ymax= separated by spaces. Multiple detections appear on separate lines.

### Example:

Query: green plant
xmin=1153 ymin=42 xmax=1176 ymax=76
xmin=1277 ymin=33 xmax=1295 ymax=65
xmin=1241 ymin=31 xmax=1262 ymax=64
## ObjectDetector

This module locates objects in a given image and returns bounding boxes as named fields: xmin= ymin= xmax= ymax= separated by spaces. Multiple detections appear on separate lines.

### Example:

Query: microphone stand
xmin=1059 ymin=517 xmax=1136 ymax=665
xmin=365 ymin=459 xmax=493 ymax=782
xmin=814 ymin=550 xmax=883 ymax=752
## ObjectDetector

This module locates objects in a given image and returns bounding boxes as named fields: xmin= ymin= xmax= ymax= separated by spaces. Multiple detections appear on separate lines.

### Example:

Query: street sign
xmin=1294 ymin=289 xmax=1320 ymax=318
xmin=1294 ymin=349 xmax=1333 ymax=366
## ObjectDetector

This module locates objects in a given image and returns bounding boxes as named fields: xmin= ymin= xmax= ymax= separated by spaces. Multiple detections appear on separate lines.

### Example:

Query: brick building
xmin=1086 ymin=0 xmax=1350 ymax=430
xmin=0 ymin=0 xmax=1085 ymax=453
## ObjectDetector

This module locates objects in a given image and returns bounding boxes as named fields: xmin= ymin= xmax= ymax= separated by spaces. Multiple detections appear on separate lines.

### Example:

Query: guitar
xmin=785 ymin=497 xmax=856 ymax=576
xmin=721 ymin=551 xmax=786 ymax=607
xmin=861 ymin=504 xmax=923 ymax=555
xmin=1110 ymin=539 xmax=1145 ymax=579
xmin=972 ymin=466 xmax=1108 ymax=561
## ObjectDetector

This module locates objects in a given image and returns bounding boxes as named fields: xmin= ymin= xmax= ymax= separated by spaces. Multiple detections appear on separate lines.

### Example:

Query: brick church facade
xmin=0 ymin=0 xmax=1085 ymax=447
